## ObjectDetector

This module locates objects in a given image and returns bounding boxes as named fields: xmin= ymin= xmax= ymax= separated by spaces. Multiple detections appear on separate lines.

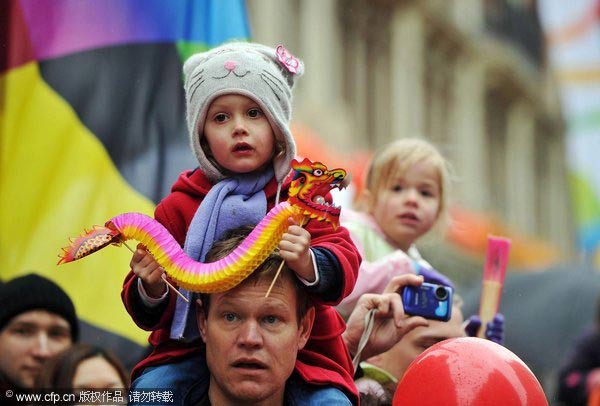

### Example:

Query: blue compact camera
xmin=402 ymin=282 xmax=453 ymax=322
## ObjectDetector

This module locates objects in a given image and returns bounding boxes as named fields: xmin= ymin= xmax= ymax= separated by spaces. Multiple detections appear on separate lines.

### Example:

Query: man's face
xmin=0 ymin=310 xmax=72 ymax=388
xmin=370 ymin=305 xmax=465 ymax=380
xmin=197 ymin=276 xmax=314 ymax=405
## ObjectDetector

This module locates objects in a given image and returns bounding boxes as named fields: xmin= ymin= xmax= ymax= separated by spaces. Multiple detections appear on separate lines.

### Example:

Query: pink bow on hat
xmin=276 ymin=45 xmax=300 ymax=74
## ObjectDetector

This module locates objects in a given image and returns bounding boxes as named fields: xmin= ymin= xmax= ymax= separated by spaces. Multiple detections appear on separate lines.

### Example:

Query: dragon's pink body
xmin=108 ymin=203 xmax=301 ymax=292
xmin=58 ymin=158 xmax=346 ymax=293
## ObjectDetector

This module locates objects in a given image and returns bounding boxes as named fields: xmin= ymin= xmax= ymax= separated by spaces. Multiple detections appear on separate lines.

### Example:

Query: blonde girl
xmin=337 ymin=137 xmax=453 ymax=318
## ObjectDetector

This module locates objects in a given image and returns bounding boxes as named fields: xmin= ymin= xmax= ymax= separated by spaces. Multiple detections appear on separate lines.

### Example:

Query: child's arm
xmin=121 ymin=268 xmax=174 ymax=331
xmin=279 ymin=218 xmax=316 ymax=282
xmin=121 ymin=198 xmax=186 ymax=330
xmin=279 ymin=222 xmax=345 ymax=302
xmin=287 ymin=217 xmax=361 ymax=305
xmin=130 ymin=243 xmax=168 ymax=298
xmin=336 ymin=250 xmax=413 ymax=319
xmin=336 ymin=255 xmax=454 ymax=319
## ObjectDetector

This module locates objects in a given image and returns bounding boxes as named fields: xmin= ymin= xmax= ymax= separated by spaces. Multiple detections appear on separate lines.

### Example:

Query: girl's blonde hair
xmin=361 ymin=137 xmax=452 ymax=225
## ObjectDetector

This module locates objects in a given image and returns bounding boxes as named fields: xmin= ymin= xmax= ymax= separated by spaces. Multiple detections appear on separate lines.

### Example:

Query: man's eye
xmin=224 ymin=313 xmax=237 ymax=322
xmin=263 ymin=316 xmax=279 ymax=325
xmin=13 ymin=327 xmax=33 ymax=336
xmin=49 ymin=329 xmax=70 ymax=340
xmin=215 ymin=113 xmax=228 ymax=122
xmin=247 ymin=108 xmax=262 ymax=118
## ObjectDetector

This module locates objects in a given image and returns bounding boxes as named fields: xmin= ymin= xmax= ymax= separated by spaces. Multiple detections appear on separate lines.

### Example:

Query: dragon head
xmin=288 ymin=158 xmax=349 ymax=229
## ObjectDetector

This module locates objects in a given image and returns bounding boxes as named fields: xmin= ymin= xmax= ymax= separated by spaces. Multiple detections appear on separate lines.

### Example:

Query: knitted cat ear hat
xmin=183 ymin=42 xmax=304 ymax=184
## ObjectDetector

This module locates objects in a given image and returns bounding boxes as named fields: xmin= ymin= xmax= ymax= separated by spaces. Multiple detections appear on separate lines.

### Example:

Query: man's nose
xmin=237 ymin=321 xmax=263 ymax=348
xmin=30 ymin=333 xmax=52 ymax=360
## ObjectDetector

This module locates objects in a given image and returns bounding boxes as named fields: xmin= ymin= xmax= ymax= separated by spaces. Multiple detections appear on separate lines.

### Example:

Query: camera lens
xmin=434 ymin=286 xmax=448 ymax=301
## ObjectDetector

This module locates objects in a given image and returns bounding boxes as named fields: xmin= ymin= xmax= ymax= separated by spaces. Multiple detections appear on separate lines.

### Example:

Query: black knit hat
xmin=0 ymin=274 xmax=79 ymax=341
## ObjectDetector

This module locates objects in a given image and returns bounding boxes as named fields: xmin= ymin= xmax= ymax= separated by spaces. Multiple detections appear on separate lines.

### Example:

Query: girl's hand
xmin=130 ymin=243 xmax=167 ymax=298
xmin=414 ymin=264 xmax=455 ymax=289
xmin=464 ymin=313 xmax=505 ymax=345
xmin=279 ymin=217 xmax=315 ymax=282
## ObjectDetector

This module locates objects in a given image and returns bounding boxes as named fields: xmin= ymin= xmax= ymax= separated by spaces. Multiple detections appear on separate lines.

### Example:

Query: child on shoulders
xmin=122 ymin=42 xmax=361 ymax=405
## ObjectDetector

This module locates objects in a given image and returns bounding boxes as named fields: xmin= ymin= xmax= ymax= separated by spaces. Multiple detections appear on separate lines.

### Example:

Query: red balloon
xmin=393 ymin=337 xmax=547 ymax=406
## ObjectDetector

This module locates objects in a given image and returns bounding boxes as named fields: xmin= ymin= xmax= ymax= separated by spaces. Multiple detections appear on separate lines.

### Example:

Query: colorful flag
xmin=0 ymin=0 xmax=250 ymax=365
xmin=537 ymin=0 xmax=600 ymax=262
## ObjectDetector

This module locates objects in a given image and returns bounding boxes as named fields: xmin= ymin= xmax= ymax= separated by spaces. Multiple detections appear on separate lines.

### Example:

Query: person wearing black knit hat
xmin=0 ymin=273 xmax=78 ymax=390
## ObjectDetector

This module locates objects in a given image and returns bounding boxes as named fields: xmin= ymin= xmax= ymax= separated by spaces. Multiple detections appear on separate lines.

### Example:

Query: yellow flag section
xmin=0 ymin=63 xmax=154 ymax=345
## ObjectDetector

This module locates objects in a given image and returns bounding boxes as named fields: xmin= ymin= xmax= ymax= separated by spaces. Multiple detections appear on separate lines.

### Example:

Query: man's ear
xmin=297 ymin=306 xmax=315 ymax=350
xmin=196 ymin=299 xmax=208 ymax=343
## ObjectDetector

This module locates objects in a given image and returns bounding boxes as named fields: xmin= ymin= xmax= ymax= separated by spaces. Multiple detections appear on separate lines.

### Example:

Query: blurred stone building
xmin=247 ymin=0 xmax=573 ymax=278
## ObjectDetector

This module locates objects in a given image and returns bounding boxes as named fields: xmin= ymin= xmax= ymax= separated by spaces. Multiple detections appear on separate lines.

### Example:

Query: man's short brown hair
xmin=199 ymin=225 xmax=312 ymax=324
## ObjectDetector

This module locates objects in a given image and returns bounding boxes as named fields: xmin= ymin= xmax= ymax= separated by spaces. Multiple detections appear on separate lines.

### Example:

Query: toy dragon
xmin=58 ymin=158 xmax=347 ymax=293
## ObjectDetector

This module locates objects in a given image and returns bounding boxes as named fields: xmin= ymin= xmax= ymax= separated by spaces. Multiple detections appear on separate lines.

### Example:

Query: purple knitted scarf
xmin=170 ymin=167 xmax=274 ymax=340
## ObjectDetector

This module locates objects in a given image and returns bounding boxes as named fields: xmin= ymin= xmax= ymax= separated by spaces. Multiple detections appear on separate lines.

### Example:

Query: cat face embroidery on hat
xmin=184 ymin=42 xmax=304 ymax=183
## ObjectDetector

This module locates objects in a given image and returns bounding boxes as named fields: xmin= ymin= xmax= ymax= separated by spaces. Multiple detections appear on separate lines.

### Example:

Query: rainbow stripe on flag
xmin=1 ymin=0 xmax=249 ymax=367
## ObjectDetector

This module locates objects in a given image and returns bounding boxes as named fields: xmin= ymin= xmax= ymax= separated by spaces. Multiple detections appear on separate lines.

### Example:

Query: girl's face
xmin=72 ymin=356 xmax=124 ymax=389
xmin=369 ymin=159 xmax=441 ymax=251
xmin=203 ymin=94 xmax=275 ymax=175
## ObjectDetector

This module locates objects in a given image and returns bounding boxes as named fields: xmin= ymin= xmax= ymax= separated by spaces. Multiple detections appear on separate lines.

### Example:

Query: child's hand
xmin=415 ymin=264 xmax=455 ymax=289
xmin=279 ymin=217 xmax=315 ymax=282
xmin=130 ymin=243 xmax=167 ymax=298
xmin=464 ymin=313 xmax=505 ymax=345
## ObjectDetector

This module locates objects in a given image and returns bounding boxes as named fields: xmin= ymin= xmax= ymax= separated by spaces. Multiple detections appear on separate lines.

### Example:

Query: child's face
xmin=204 ymin=94 xmax=275 ymax=175
xmin=370 ymin=160 xmax=441 ymax=251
